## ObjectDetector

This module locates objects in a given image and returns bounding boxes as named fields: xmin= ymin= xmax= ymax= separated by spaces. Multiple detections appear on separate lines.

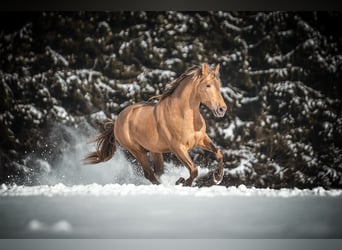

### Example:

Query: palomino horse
xmin=84 ymin=63 xmax=227 ymax=186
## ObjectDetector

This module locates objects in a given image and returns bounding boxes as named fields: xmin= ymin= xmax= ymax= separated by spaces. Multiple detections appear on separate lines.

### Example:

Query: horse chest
xmin=156 ymin=102 xmax=206 ymax=149
xmin=178 ymin=120 xmax=205 ymax=148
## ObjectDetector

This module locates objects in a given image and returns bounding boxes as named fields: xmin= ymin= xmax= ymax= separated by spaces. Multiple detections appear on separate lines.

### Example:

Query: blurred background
xmin=0 ymin=11 xmax=341 ymax=188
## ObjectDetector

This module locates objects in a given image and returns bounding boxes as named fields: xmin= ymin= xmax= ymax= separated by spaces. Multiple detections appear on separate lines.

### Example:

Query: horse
xmin=84 ymin=63 xmax=227 ymax=186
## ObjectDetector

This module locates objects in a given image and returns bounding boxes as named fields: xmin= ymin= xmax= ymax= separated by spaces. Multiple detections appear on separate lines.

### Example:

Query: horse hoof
xmin=175 ymin=177 xmax=185 ymax=185
xmin=184 ymin=180 xmax=193 ymax=187
xmin=213 ymin=172 xmax=223 ymax=185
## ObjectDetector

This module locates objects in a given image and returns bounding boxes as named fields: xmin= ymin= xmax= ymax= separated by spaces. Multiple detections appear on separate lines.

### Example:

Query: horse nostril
xmin=218 ymin=107 xmax=226 ymax=113
xmin=212 ymin=105 xmax=227 ymax=117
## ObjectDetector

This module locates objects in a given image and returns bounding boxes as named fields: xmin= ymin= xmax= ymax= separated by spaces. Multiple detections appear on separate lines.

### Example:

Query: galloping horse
xmin=84 ymin=63 xmax=227 ymax=186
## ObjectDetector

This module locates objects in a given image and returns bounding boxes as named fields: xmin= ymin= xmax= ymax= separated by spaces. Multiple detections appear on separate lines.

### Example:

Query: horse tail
xmin=83 ymin=119 xmax=117 ymax=164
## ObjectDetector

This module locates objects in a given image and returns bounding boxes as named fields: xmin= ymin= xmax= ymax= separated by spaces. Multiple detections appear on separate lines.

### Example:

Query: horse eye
xmin=206 ymin=84 xmax=211 ymax=88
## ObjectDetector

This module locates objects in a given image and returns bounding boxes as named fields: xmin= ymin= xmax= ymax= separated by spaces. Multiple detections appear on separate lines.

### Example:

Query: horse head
xmin=197 ymin=64 xmax=227 ymax=117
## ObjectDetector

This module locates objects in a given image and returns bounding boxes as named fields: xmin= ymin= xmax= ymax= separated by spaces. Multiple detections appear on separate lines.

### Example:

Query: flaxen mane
xmin=150 ymin=65 xmax=202 ymax=101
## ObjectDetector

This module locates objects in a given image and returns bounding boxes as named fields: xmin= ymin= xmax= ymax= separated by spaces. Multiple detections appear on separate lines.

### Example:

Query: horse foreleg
xmin=172 ymin=145 xmax=198 ymax=186
xmin=198 ymin=135 xmax=224 ymax=184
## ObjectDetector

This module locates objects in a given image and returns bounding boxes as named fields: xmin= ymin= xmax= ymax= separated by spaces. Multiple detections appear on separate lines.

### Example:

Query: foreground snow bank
xmin=1 ymin=183 xmax=341 ymax=198
xmin=1 ymin=185 xmax=342 ymax=238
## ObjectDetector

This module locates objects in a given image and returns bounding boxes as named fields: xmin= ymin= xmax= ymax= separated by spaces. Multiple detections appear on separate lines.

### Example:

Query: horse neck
xmin=169 ymin=76 xmax=200 ymax=114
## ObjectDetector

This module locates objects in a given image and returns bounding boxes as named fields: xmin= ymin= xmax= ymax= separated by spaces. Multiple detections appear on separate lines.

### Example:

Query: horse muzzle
xmin=212 ymin=105 xmax=227 ymax=118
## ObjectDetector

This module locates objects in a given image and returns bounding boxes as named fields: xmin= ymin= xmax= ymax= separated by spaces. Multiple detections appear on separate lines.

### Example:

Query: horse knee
xmin=216 ymin=149 xmax=223 ymax=161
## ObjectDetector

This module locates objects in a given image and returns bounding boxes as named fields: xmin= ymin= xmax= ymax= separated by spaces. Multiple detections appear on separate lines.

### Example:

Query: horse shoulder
xmin=193 ymin=110 xmax=206 ymax=131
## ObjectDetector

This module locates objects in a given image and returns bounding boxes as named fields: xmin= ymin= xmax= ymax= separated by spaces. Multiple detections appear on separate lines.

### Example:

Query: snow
xmin=2 ymin=125 xmax=340 ymax=198
xmin=1 ymin=14 xmax=342 ymax=239
xmin=303 ymin=38 xmax=317 ymax=49
xmin=175 ymin=23 xmax=188 ymax=33
xmin=14 ymin=104 xmax=43 ymax=124
xmin=27 ymin=219 xmax=72 ymax=233
xmin=137 ymin=69 xmax=176 ymax=83
xmin=220 ymin=86 xmax=242 ymax=101
xmin=97 ymin=21 xmax=111 ymax=33
xmin=1 ymin=183 xmax=341 ymax=238
xmin=95 ymin=80 xmax=116 ymax=94
xmin=222 ymin=20 xmax=241 ymax=32
xmin=1 ymin=182 xmax=341 ymax=198
xmin=90 ymin=111 xmax=107 ymax=122
xmin=46 ymin=46 xmax=69 ymax=66
xmin=66 ymin=75 xmax=81 ymax=85
xmin=118 ymin=41 xmax=130 ymax=55
xmin=266 ymin=51 xmax=294 ymax=65
xmin=116 ymin=82 xmax=140 ymax=97
xmin=164 ymin=58 xmax=182 ymax=66
xmin=35 ymin=159 xmax=52 ymax=173
xmin=222 ymin=122 xmax=235 ymax=140
xmin=227 ymin=159 xmax=252 ymax=177
xmin=220 ymin=117 xmax=247 ymax=140
xmin=0 ymin=126 xmax=341 ymax=238
xmin=240 ymin=96 xmax=259 ymax=104
xmin=52 ymin=105 xmax=68 ymax=119
xmin=140 ymin=40 xmax=148 ymax=49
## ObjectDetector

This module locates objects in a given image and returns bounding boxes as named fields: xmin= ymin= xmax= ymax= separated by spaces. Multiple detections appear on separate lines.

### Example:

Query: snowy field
xmin=0 ymin=136 xmax=342 ymax=239
xmin=1 ymin=180 xmax=342 ymax=238
xmin=1 ymin=134 xmax=342 ymax=239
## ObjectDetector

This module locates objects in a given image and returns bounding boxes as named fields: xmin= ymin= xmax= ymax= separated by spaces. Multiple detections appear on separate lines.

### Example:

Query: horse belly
xmin=136 ymin=122 xmax=169 ymax=153
xmin=137 ymin=122 xmax=170 ymax=152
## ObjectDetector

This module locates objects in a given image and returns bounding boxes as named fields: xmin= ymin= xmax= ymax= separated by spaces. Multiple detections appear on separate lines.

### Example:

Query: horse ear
xmin=214 ymin=64 xmax=220 ymax=76
xmin=201 ymin=63 xmax=209 ymax=75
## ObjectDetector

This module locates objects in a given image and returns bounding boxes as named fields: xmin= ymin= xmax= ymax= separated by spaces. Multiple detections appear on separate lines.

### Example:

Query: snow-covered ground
xmin=1 ymin=129 xmax=342 ymax=238
xmin=1 ymin=182 xmax=342 ymax=198
xmin=1 ymin=181 xmax=342 ymax=238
